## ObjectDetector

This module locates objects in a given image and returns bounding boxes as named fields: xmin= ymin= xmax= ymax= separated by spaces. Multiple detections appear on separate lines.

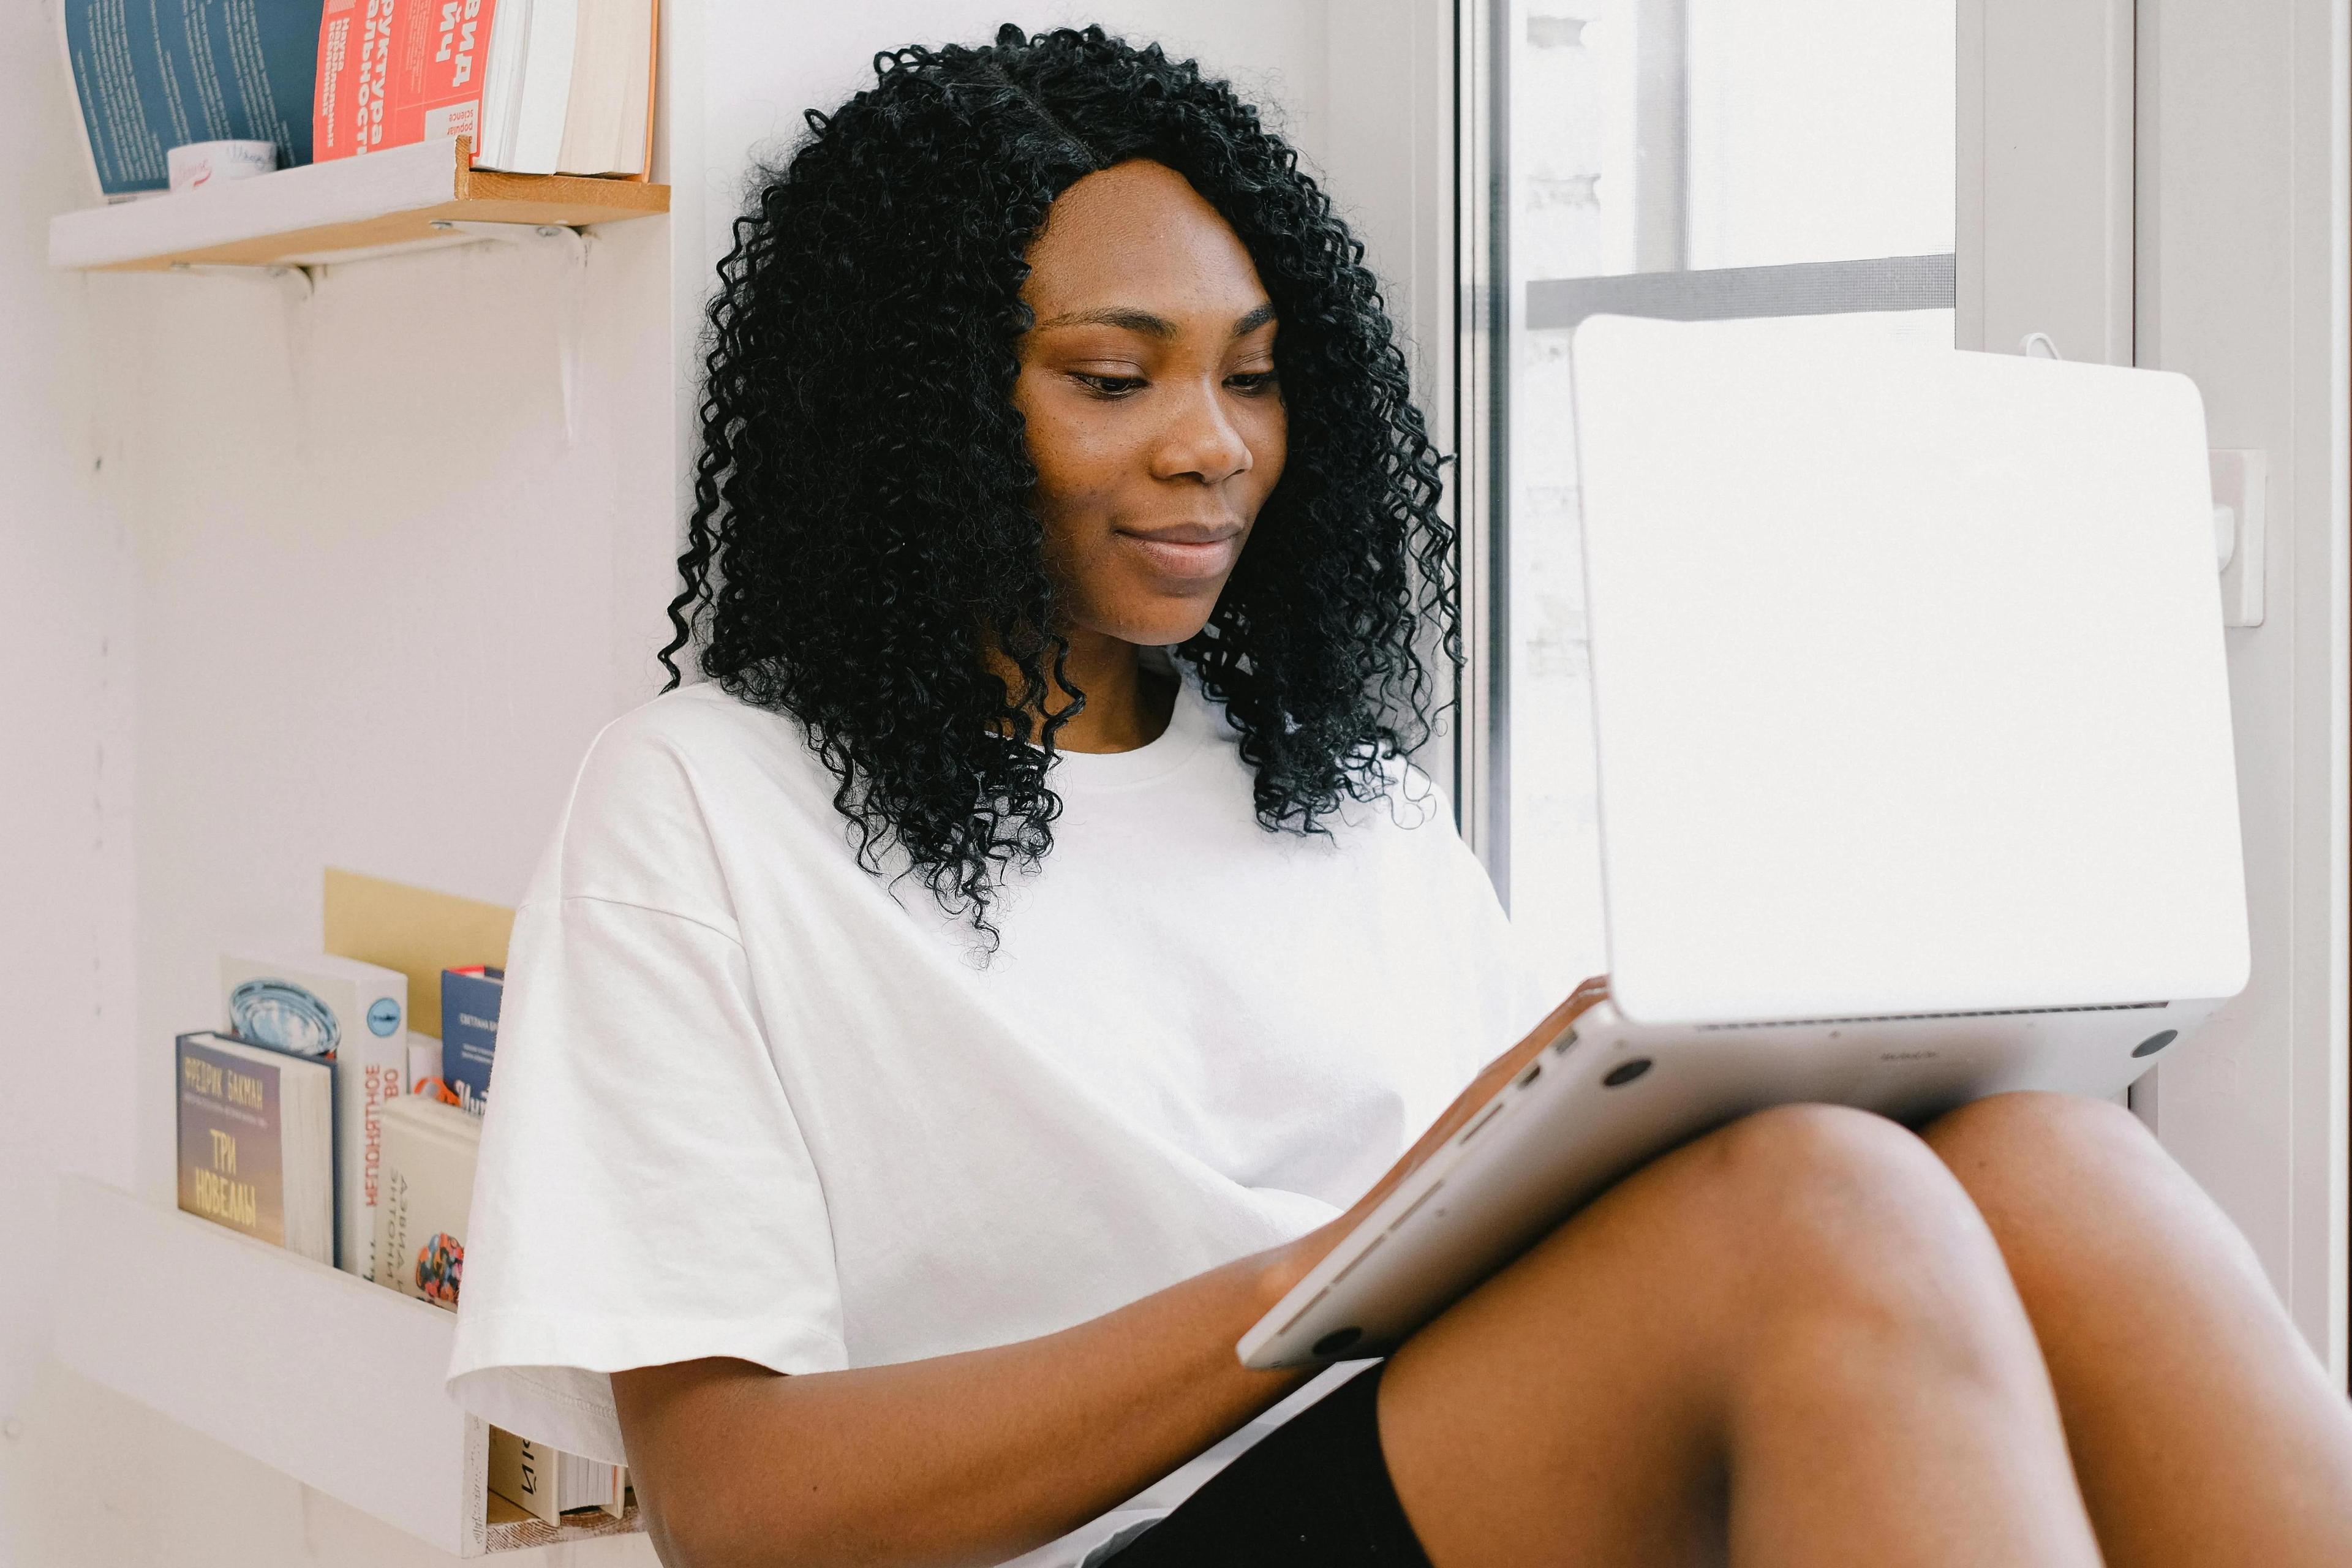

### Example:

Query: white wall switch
xmin=2210 ymin=448 xmax=2267 ymax=628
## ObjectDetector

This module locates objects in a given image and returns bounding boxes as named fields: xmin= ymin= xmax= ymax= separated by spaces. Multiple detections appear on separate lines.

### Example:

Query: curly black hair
xmin=661 ymin=23 xmax=1458 ymax=937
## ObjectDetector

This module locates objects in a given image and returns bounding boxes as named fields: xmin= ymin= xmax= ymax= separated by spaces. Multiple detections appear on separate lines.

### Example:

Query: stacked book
xmin=313 ymin=0 xmax=657 ymax=175
xmin=172 ymin=912 xmax=626 ymax=1525
xmin=55 ymin=0 xmax=656 ymax=201
xmin=178 ymin=952 xmax=412 ymax=1276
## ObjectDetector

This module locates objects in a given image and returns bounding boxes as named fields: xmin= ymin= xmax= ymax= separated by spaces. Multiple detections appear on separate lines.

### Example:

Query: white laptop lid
xmin=1569 ymin=315 xmax=2250 ymax=1025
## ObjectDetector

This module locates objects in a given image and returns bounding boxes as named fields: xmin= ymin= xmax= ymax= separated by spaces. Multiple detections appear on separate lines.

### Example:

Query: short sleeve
xmin=446 ymin=891 xmax=846 ymax=1466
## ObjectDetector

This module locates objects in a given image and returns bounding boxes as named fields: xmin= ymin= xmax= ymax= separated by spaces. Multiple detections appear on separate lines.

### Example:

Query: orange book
xmin=314 ymin=0 xmax=504 ymax=163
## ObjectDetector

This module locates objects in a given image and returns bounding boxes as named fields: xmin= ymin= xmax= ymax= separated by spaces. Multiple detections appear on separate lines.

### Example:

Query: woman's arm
xmin=612 ymin=1241 xmax=1319 ymax=1568
xmin=615 ymin=982 xmax=1604 ymax=1568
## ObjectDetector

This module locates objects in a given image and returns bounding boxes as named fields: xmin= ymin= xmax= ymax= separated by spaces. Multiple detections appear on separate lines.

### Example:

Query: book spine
xmin=343 ymin=1031 xmax=407 ymax=1281
xmin=488 ymin=1427 xmax=560 ymax=1526
xmin=312 ymin=0 xmax=360 ymax=162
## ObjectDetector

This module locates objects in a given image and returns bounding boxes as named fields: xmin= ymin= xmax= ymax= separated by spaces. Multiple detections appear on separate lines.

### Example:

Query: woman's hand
xmin=1262 ymin=978 xmax=1612 ymax=1299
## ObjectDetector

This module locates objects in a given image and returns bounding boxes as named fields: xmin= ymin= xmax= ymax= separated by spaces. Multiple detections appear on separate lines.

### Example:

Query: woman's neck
xmin=989 ymin=627 xmax=1177 ymax=754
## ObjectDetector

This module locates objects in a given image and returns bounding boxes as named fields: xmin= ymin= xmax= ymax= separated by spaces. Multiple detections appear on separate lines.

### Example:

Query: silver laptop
xmin=1239 ymin=314 xmax=2250 ymax=1370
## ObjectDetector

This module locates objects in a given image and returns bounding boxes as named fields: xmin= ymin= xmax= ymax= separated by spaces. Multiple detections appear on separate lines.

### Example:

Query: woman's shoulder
xmin=529 ymin=680 xmax=842 ymax=925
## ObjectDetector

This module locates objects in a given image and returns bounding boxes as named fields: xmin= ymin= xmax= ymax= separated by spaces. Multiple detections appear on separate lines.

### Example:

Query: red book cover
xmin=314 ymin=0 xmax=498 ymax=162
xmin=311 ymin=0 xmax=363 ymax=162
xmin=388 ymin=0 xmax=503 ymax=154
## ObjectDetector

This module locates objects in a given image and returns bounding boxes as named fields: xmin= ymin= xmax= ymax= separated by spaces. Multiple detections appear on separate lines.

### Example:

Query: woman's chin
xmin=1099 ymin=602 xmax=1223 ymax=650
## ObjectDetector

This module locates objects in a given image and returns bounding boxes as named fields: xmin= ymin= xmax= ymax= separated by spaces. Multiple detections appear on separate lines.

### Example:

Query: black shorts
xmin=1096 ymin=1362 xmax=1432 ymax=1566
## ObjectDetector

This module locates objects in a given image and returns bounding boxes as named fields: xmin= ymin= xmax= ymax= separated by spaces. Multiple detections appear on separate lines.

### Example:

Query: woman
xmin=448 ymin=25 xmax=2352 ymax=1567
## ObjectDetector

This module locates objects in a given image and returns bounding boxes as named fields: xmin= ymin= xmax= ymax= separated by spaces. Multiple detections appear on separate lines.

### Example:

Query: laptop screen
xmin=1569 ymin=315 xmax=2249 ymax=1024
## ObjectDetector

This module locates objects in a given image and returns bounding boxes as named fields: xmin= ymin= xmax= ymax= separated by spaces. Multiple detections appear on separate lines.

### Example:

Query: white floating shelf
xmin=54 ymin=1175 xmax=643 ymax=1556
xmin=48 ymin=137 xmax=667 ymax=273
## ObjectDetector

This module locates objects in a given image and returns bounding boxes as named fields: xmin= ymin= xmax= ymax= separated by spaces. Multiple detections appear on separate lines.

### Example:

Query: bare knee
xmin=1921 ymin=1089 xmax=2259 ymax=1285
xmin=1691 ymin=1104 xmax=2029 ymax=1379
xmin=1924 ymin=1090 xmax=2158 ymax=1187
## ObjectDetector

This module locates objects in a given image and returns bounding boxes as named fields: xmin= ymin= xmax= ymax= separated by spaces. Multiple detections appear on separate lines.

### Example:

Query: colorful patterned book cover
xmin=374 ymin=1094 xmax=482 ymax=1309
xmin=175 ymin=1031 xmax=334 ymax=1264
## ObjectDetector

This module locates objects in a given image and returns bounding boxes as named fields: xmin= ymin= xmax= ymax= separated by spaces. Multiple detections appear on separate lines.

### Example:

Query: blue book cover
xmin=56 ymin=0 xmax=323 ymax=198
xmin=440 ymin=966 xmax=503 ymax=1117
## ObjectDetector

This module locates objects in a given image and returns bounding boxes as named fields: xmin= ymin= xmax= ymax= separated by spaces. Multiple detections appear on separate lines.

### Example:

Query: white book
xmin=607 ymin=0 xmax=654 ymax=176
xmin=373 ymin=1095 xmax=482 ymax=1310
xmin=406 ymin=1031 xmax=444 ymax=1098
xmin=477 ymin=0 xmax=535 ymax=168
xmin=489 ymin=1428 xmax=627 ymax=1523
xmin=554 ymin=0 xmax=653 ymax=176
xmin=505 ymin=0 xmax=580 ymax=174
xmin=220 ymin=951 xmax=409 ymax=1280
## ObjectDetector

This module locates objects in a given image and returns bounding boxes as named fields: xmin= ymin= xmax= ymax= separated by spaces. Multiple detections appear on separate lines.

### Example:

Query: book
xmin=488 ymin=1428 xmax=628 ymax=1523
xmin=54 ymin=0 xmax=323 ymax=200
xmin=313 ymin=0 xmax=511 ymax=165
xmin=407 ymin=1031 xmax=451 ymax=1099
xmin=311 ymin=0 xmax=651 ymax=175
xmin=440 ymin=965 xmax=503 ymax=1117
xmin=552 ymin=0 xmax=655 ymax=176
xmin=221 ymin=951 xmax=409 ymax=1279
xmin=175 ymin=1030 xmax=334 ymax=1264
xmin=373 ymin=1095 xmax=481 ymax=1309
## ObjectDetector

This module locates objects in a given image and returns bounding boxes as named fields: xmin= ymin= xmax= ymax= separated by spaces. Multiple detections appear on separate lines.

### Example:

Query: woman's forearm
xmin=614 ymin=1242 xmax=1321 ymax=1568
xmin=618 ymin=987 xmax=1600 ymax=1568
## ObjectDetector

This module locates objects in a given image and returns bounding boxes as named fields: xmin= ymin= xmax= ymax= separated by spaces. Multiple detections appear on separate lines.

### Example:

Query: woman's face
xmin=1012 ymin=159 xmax=1287 ymax=649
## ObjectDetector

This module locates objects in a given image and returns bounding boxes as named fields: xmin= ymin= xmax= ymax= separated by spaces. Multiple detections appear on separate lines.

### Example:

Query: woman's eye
xmin=1226 ymin=371 xmax=1280 ymax=396
xmin=1072 ymin=372 xmax=1147 ymax=398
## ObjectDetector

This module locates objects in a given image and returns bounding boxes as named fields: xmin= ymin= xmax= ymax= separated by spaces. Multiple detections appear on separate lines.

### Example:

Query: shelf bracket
xmin=431 ymin=221 xmax=594 ymax=445
xmin=166 ymin=260 xmax=318 ymax=303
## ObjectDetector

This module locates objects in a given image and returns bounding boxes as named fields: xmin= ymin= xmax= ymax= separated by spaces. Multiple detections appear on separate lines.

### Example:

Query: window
xmin=1485 ymin=0 xmax=1959 ymax=993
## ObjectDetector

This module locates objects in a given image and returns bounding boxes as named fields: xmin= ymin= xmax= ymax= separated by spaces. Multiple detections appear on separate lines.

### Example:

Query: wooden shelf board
xmin=50 ymin=137 xmax=666 ymax=273
xmin=486 ymin=1496 xmax=647 ymax=1551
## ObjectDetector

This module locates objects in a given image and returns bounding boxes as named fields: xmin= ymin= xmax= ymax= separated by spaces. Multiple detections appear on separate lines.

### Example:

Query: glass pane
xmin=1511 ymin=1 xmax=1956 ymax=282
xmin=1499 ymin=0 xmax=1958 ymax=997
xmin=1686 ymin=0 xmax=1957 ymax=270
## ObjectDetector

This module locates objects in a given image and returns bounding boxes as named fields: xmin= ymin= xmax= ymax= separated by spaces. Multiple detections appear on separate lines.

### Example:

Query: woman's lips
xmin=1114 ymin=527 xmax=1243 ymax=581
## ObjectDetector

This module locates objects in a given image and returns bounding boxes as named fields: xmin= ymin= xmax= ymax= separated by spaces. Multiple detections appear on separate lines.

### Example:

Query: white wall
xmin=0 ymin=0 xmax=138 ymax=1556
xmin=1 ymin=187 xmax=679 ymax=1568
xmin=0 ymin=5 xmax=1442 ymax=1564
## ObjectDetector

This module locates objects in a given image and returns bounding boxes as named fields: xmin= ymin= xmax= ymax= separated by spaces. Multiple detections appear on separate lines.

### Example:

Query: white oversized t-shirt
xmin=448 ymin=672 xmax=1541 ymax=1566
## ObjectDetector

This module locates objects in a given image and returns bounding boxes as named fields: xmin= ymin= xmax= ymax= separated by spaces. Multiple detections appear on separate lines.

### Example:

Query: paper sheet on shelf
xmin=324 ymin=867 xmax=514 ymax=1038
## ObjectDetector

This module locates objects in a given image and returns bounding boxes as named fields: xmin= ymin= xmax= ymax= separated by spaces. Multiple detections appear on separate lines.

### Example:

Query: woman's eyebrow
xmin=1033 ymin=306 xmax=1177 ymax=337
xmin=1028 ymin=302 xmax=1280 ymax=338
xmin=1231 ymin=302 xmax=1278 ymax=337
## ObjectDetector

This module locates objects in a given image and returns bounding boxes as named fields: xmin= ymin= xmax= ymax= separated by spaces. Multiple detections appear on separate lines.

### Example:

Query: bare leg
xmin=1923 ymin=1092 xmax=2352 ymax=1568
xmin=1376 ymin=1102 xmax=2103 ymax=1567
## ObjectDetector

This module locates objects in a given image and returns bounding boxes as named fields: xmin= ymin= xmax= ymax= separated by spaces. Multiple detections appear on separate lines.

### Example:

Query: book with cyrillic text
xmin=175 ymin=1030 xmax=333 ymax=1264
xmin=440 ymin=965 xmax=502 ymax=1117
xmin=489 ymin=1428 xmax=627 ymax=1523
xmin=374 ymin=1094 xmax=482 ymax=1310
xmin=221 ymin=949 xmax=409 ymax=1279
xmin=54 ymin=0 xmax=322 ymax=198
xmin=311 ymin=0 xmax=655 ymax=174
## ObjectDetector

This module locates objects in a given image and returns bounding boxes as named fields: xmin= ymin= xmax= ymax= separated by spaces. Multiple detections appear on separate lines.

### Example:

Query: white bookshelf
xmin=47 ymin=136 xmax=666 ymax=273
xmin=53 ymin=1175 xmax=643 ymax=1556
